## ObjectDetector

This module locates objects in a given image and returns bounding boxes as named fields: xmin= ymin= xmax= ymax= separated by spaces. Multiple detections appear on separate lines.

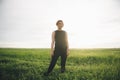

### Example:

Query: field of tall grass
xmin=0 ymin=48 xmax=120 ymax=80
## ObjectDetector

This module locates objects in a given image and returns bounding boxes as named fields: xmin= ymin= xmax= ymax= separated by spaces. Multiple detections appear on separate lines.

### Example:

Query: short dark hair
xmin=56 ymin=20 xmax=63 ymax=25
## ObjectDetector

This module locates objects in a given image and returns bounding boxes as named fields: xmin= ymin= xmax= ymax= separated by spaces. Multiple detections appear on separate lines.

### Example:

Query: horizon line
xmin=0 ymin=47 xmax=120 ymax=49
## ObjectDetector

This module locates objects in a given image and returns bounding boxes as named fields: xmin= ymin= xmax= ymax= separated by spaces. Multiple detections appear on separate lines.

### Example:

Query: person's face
xmin=57 ymin=22 xmax=64 ymax=29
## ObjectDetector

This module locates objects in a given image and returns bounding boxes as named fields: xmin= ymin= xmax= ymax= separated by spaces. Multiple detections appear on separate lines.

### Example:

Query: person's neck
xmin=58 ymin=29 xmax=62 ymax=31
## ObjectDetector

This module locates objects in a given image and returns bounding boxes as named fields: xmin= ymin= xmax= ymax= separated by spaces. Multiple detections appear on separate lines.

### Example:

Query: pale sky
xmin=0 ymin=0 xmax=120 ymax=48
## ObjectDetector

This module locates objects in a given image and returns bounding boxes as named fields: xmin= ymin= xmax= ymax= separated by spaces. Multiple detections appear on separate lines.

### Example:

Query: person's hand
xmin=50 ymin=50 xmax=54 ymax=57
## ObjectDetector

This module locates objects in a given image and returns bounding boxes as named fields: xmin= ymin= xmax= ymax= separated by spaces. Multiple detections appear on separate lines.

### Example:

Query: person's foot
xmin=61 ymin=70 xmax=65 ymax=73
xmin=43 ymin=72 xmax=49 ymax=76
xmin=61 ymin=68 xmax=65 ymax=73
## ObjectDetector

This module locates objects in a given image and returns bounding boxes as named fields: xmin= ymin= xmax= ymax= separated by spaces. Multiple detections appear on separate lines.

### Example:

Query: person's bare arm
xmin=50 ymin=31 xmax=55 ymax=57
xmin=65 ymin=32 xmax=69 ymax=56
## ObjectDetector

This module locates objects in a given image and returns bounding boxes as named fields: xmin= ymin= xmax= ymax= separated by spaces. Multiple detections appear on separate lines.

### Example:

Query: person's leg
xmin=46 ymin=53 xmax=59 ymax=73
xmin=61 ymin=53 xmax=67 ymax=73
xmin=44 ymin=54 xmax=59 ymax=76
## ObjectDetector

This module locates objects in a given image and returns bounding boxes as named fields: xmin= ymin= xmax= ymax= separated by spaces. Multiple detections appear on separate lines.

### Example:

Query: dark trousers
xmin=47 ymin=50 xmax=67 ymax=73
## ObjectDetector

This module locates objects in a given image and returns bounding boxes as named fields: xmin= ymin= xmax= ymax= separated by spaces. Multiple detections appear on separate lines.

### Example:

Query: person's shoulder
xmin=62 ymin=30 xmax=67 ymax=34
xmin=51 ymin=30 xmax=56 ymax=35
xmin=62 ymin=30 xmax=66 ymax=32
xmin=52 ymin=30 xmax=57 ymax=32
xmin=53 ymin=30 xmax=57 ymax=34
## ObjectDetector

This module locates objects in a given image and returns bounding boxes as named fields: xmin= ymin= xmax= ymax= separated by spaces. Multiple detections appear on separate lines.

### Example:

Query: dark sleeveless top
xmin=54 ymin=30 xmax=67 ymax=52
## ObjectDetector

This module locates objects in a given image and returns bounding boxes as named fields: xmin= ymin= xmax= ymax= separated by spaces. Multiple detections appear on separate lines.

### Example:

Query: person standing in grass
xmin=44 ymin=20 xmax=69 ymax=76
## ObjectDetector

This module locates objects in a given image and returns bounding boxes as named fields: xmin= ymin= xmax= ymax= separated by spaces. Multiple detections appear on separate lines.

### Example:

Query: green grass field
xmin=0 ymin=48 xmax=120 ymax=80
